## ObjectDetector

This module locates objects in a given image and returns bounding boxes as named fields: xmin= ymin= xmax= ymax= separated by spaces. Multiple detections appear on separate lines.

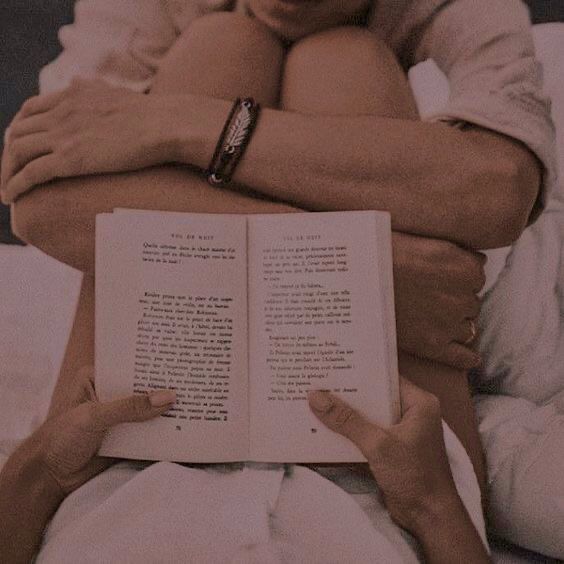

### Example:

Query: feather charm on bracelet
xmin=224 ymin=103 xmax=252 ymax=154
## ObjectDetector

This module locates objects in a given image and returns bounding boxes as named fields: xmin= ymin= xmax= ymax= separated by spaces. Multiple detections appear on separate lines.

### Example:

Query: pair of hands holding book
xmin=12 ymin=366 xmax=477 ymax=541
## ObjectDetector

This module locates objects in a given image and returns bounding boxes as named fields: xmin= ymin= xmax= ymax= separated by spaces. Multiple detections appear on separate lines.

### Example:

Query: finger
xmin=461 ymin=256 xmax=487 ymax=293
xmin=454 ymin=317 xmax=479 ymax=347
xmin=2 ymin=154 xmax=58 ymax=203
xmin=461 ymin=294 xmax=481 ymax=319
xmin=1 ymin=143 xmax=11 ymax=190
xmin=400 ymin=340 xmax=481 ymax=372
xmin=19 ymin=90 xmax=66 ymax=118
xmin=397 ymin=376 xmax=441 ymax=420
xmin=441 ymin=343 xmax=481 ymax=371
xmin=2 ymin=133 xmax=52 ymax=187
xmin=82 ymin=456 xmax=115 ymax=481
xmin=76 ymin=365 xmax=96 ymax=384
xmin=9 ymin=113 xmax=53 ymax=140
xmin=93 ymin=390 xmax=177 ymax=430
xmin=308 ymin=391 xmax=385 ymax=455
xmin=474 ymin=250 xmax=488 ymax=266
xmin=76 ymin=365 xmax=97 ymax=401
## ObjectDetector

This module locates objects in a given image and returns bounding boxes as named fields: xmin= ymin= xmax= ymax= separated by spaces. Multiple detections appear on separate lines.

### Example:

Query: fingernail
xmin=149 ymin=389 xmax=176 ymax=407
xmin=308 ymin=390 xmax=333 ymax=412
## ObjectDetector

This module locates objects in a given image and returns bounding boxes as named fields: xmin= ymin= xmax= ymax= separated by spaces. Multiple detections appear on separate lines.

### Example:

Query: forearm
xmin=399 ymin=352 xmax=487 ymax=498
xmin=175 ymin=94 xmax=540 ymax=249
xmin=12 ymin=166 xmax=300 ymax=273
xmin=0 ymin=437 xmax=64 ymax=563
xmin=413 ymin=496 xmax=491 ymax=564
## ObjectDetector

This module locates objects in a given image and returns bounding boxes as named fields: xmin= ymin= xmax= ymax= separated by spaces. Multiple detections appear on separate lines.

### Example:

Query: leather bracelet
xmin=206 ymin=98 xmax=261 ymax=186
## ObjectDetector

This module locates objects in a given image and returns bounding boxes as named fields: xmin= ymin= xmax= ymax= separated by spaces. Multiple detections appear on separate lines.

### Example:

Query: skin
xmin=0 ymin=3 xmax=542 ymax=551
xmin=309 ymin=378 xmax=492 ymax=563
xmin=2 ymin=77 xmax=538 ymax=248
xmin=246 ymin=0 xmax=372 ymax=40
xmin=0 ymin=370 xmax=490 ymax=563
xmin=0 ymin=11 xmax=508 ymax=492
xmin=0 ymin=367 xmax=176 ymax=564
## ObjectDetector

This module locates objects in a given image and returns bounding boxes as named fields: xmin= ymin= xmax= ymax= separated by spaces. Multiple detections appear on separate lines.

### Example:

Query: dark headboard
xmin=526 ymin=0 xmax=564 ymax=23
xmin=0 ymin=0 xmax=74 ymax=243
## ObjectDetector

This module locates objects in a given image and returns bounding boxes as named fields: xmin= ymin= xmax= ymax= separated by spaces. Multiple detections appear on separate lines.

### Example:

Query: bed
xmin=0 ymin=22 xmax=562 ymax=563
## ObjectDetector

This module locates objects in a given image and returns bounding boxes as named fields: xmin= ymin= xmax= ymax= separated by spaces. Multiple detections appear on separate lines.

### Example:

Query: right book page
xmin=247 ymin=211 xmax=400 ymax=463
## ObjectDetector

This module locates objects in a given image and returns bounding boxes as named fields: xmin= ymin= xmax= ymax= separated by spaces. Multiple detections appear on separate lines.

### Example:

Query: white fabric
xmin=475 ymin=394 xmax=564 ymax=559
xmin=0 ymin=247 xmax=81 ymax=446
xmin=0 ymin=243 xmax=525 ymax=563
xmin=35 ymin=422 xmax=486 ymax=563
xmin=0 ymin=245 xmax=487 ymax=561
xmin=469 ymin=24 xmax=564 ymax=560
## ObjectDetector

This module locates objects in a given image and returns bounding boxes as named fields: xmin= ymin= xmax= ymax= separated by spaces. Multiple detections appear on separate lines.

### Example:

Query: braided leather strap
xmin=206 ymin=98 xmax=261 ymax=186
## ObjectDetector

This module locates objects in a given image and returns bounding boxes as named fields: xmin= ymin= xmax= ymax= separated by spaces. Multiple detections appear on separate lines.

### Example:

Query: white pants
xmin=36 ymin=422 xmax=486 ymax=564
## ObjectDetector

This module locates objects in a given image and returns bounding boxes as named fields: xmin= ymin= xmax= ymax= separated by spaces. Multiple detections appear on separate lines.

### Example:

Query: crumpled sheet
xmin=473 ymin=198 xmax=564 ymax=559
xmin=35 ymin=420 xmax=486 ymax=564
xmin=471 ymin=24 xmax=564 ymax=560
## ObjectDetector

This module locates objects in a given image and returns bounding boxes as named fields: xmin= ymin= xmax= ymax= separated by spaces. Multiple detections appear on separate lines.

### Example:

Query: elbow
xmin=464 ymin=147 xmax=541 ymax=249
xmin=12 ymin=183 xmax=94 ymax=273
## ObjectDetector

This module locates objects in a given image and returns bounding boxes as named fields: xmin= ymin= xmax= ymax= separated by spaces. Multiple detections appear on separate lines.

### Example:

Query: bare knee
xmin=152 ymin=12 xmax=285 ymax=106
xmin=282 ymin=26 xmax=418 ymax=118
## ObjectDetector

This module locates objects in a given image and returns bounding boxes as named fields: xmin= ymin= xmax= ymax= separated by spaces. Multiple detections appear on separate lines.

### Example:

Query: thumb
xmin=398 ymin=376 xmax=441 ymax=421
xmin=308 ymin=390 xmax=385 ymax=457
xmin=93 ymin=389 xmax=176 ymax=430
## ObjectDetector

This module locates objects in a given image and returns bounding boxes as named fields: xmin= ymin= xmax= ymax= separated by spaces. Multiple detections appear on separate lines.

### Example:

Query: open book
xmin=95 ymin=210 xmax=399 ymax=463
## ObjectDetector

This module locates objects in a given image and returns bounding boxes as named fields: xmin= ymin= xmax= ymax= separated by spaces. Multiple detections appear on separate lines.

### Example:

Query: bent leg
xmin=13 ymin=13 xmax=291 ymax=275
xmin=44 ymin=13 xmax=293 ymax=416
xmin=281 ymin=27 xmax=486 ymax=495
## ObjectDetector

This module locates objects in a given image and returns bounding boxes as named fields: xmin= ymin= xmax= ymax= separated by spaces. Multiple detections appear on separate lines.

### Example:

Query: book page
xmin=247 ymin=211 xmax=399 ymax=463
xmin=96 ymin=212 xmax=249 ymax=462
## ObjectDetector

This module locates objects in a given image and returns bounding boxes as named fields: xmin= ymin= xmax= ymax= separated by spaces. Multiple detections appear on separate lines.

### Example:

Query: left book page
xmin=95 ymin=212 xmax=249 ymax=462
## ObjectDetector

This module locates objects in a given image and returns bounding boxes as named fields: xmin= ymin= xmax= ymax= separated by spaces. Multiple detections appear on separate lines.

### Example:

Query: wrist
xmin=407 ymin=489 xmax=468 ymax=537
xmin=168 ymin=94 xmax=232 ymax=169
xmin=0 ymin=435 xmax=66 ymax=562
xmin=408 ymin=491 xmax=491 ymax=563
xmin=7 ymin=434 xmax=65 ymax=503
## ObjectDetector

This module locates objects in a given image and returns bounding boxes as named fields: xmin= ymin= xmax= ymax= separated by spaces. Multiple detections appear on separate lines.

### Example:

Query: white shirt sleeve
xmin=369 ymin=0 xmax=558 ymax=212
xmin=39 ymin=0 xmax=179 ymax=94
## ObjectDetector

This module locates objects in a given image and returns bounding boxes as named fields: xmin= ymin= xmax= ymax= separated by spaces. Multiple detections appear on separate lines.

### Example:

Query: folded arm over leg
xmin=14 ymin=13 xmax=486 ymax=494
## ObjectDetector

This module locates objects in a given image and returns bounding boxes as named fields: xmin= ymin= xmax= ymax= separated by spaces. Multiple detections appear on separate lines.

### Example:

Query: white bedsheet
xmin=0 ymin=246 xmax=81 ymax=454
xmin=471 ymin=23 xmax=564 ymax=561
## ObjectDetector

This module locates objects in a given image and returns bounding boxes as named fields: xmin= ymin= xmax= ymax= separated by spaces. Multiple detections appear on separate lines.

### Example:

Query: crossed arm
xmin=6 ymin=84 xmax=539 ymax=252
xmin=2 ymin=13 xmax=543 ymax=491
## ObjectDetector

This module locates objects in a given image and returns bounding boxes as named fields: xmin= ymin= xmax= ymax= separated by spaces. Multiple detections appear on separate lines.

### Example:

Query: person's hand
xmin=0 ymin=79 xmax=175 ymax=204
xmin=392 ymin=232 xmax=485 ymax=370
xmin=308 ymin=377 xmax=463 ymax=533
xmin=31 ymin=366 xmax=176 ymax=496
